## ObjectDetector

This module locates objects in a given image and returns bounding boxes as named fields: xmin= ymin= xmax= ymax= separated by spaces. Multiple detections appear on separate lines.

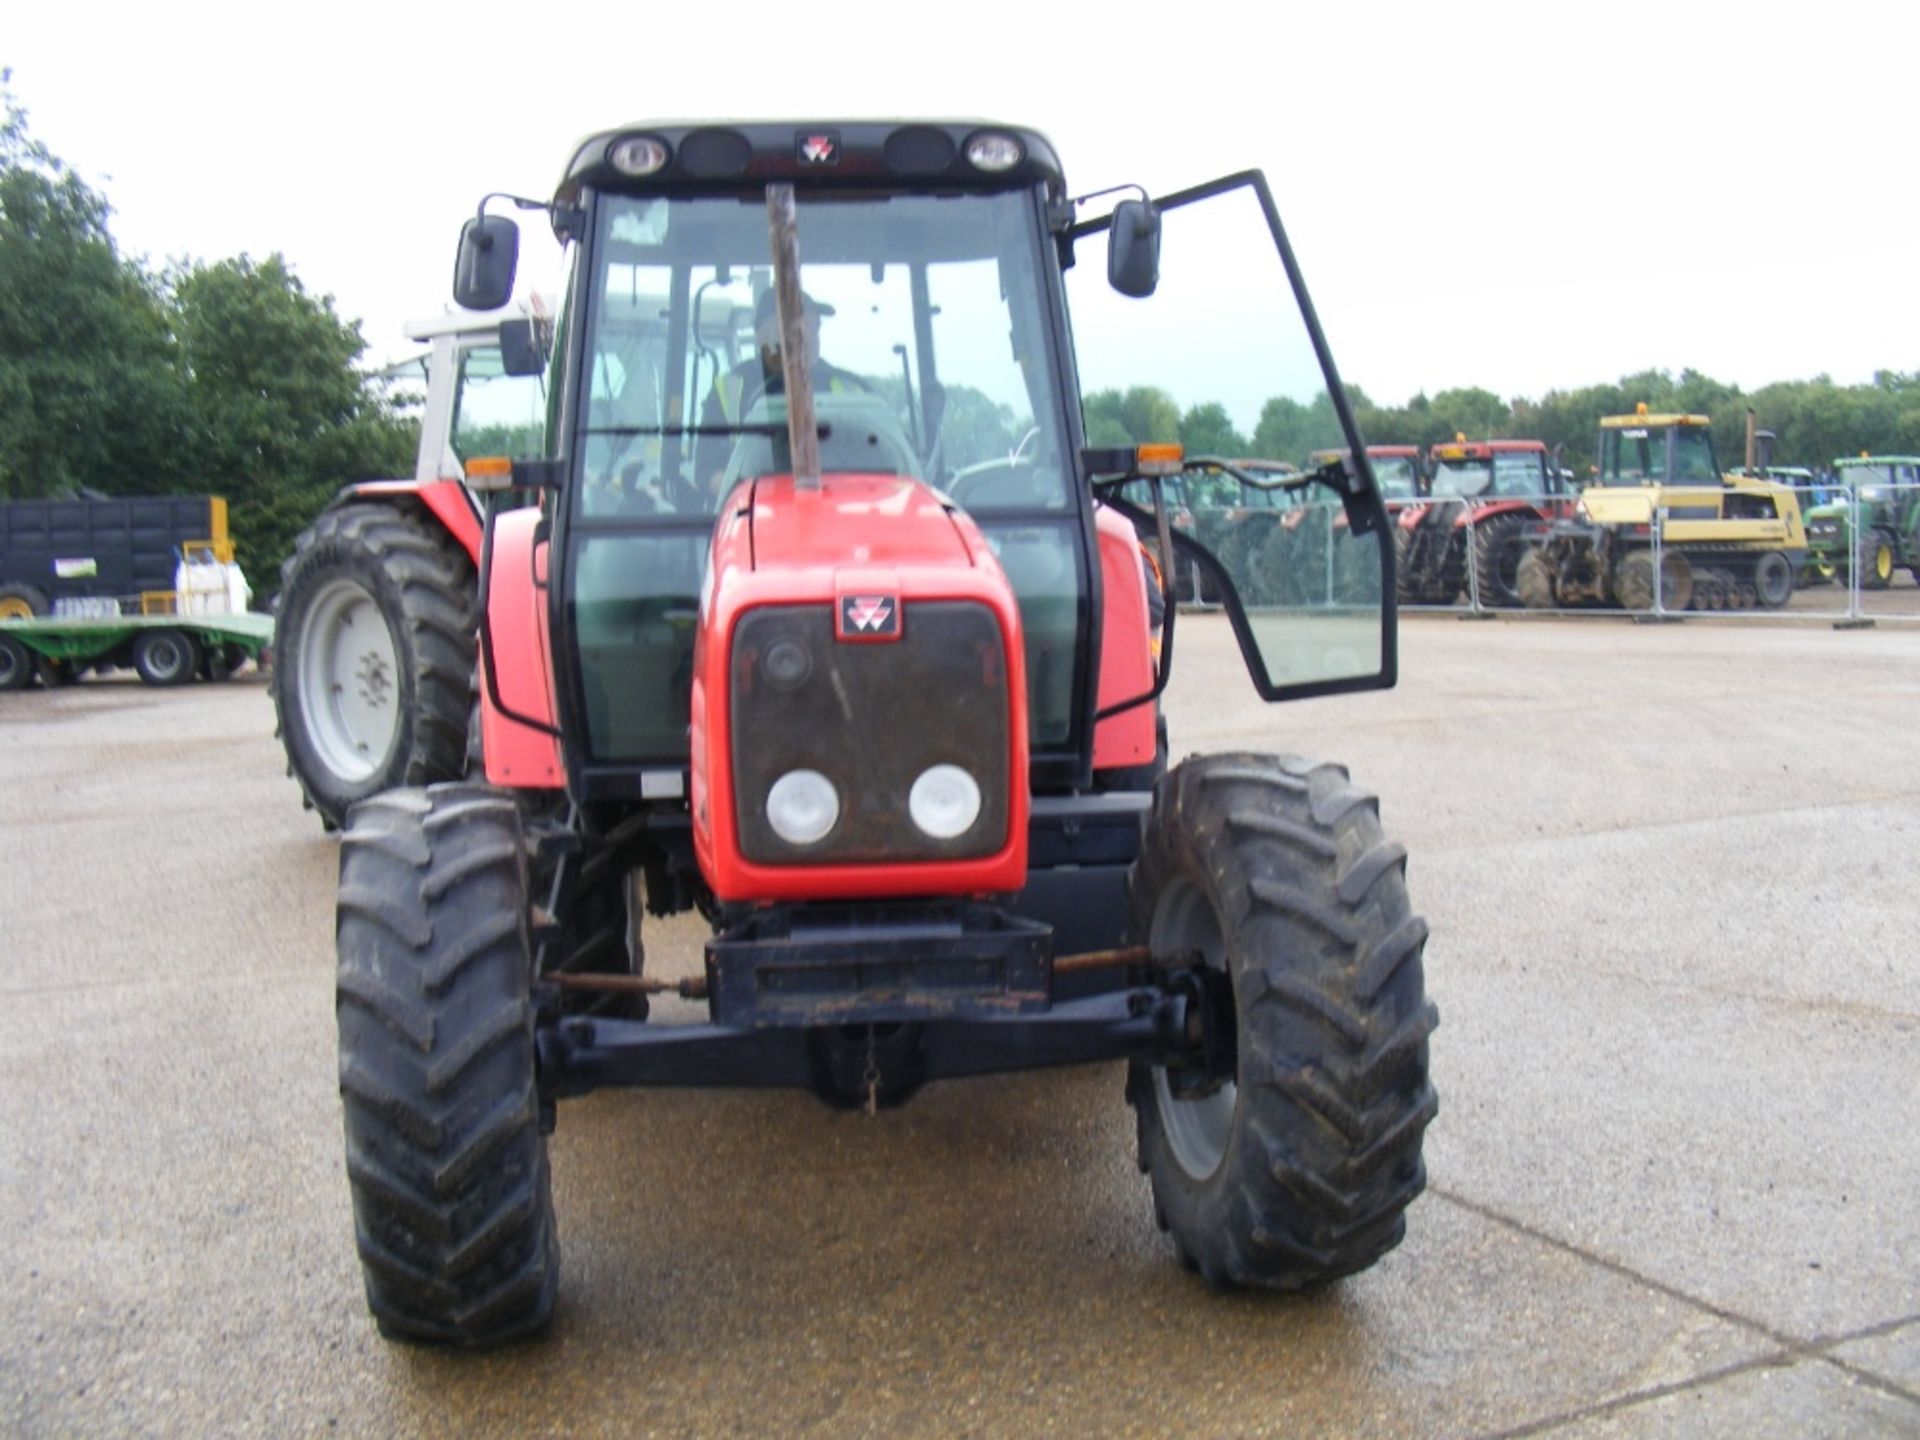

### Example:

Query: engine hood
xmin=743 ymin=473 xmax=982 ymax=574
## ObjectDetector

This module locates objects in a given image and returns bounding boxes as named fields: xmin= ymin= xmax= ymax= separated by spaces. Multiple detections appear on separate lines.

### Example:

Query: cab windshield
xmin=1371 ymin=456 xmax=1420 ymax=498
xmin=574 ymin=190 xmax=1072 ymax=518
xmin=1598 ymin=425 xmax=1719 ymax=485
xmin=565 ymin=187 xmax=1082 ymax=765
xmin=1429 ymin=459 xmax=1491 ymax=498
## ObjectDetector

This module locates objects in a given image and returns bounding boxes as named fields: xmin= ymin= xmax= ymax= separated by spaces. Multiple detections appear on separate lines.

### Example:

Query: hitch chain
xmin=862 ymin=1025 xmax=881 ymax=1118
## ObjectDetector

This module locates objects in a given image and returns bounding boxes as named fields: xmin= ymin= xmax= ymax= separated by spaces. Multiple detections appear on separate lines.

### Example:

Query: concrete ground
xmin=1 ymin=612 xmax=1916 ymax=1438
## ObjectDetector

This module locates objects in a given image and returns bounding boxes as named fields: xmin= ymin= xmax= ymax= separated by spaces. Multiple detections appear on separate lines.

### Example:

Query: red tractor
xmin=1395 ymin=438 xmax=1576 ymax=607
xmin=333 ymin=121 xmax=1436 ymax=1345
xmin=1313 ymin=444 xmax=1425 ymax=503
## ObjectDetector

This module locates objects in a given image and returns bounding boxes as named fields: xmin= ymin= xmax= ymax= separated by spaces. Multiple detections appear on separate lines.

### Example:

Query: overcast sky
xmin=7 ymin=0 xmax=1912 ymax=409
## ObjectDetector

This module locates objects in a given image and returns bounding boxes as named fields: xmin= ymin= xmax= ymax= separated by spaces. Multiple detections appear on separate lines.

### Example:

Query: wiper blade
xmin=582 ymin=423 xmax=833 ymax=439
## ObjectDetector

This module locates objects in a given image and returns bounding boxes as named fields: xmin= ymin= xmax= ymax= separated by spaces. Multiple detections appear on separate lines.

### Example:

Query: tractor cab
xmin=1427 ymin=439 xmax=1560 ymax=501
xmin=1595 ymin=410 xmax=1721 ymax=486
xmin=1312 ymin=446 xmax=1423 ymax=501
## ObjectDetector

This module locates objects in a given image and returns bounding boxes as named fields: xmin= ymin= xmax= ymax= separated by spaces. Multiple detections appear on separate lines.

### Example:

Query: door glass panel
xmin=452 ymin=344 xmax=549 ymax=462
xmin=1068 ymin=179 xmax=1385 ymax=689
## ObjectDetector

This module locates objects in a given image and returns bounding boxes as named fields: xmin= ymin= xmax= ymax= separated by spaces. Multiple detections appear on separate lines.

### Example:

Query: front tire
xmin=1126 ymin=754 xmax=1437 ymax=1290
xmin=1752 ymin=551 xmax=1794 ymax=609
xmin=1468 ymin=514 xmax=1531 ymax=608
xmin=1516 ymin=550 xmax=1555 ymax=609
xmin=336 ymin=784 xmax=557 ymax=1346
xmin=272 ymin=502 xmax=476 ymax=830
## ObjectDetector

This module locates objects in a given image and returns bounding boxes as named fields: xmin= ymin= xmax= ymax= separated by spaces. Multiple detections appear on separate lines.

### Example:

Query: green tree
xmin=169 ymin=253 xmax=415 ymax=585
xmin=1251 ymin=391 xmax=1350 ymax=465
xmin=1178 ymin=401 xmax=1247 ymax=459
xmin=0 ymin=73 xmax=192 ymax=500
xmin=1083 ymin=385 xmax=1182 ymax=449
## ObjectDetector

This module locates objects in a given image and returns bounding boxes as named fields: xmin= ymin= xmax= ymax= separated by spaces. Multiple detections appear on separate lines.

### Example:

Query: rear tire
xmin=0 ymin=633 xmax=35 ymax=691
xmin=1612 ymin=550 xmax=1694 ymax=613
xmin=0 ymin=583 xmax=49 ymax=621
xmin=528 ymin=805 xmax=649 ymax=1022
xmin=202 ymin=644 xmax=249 ymax=681
xmin=272 ymin=502 xmax=476 ymax=830
xmin=1858 ymin=528 xmax=1896 ymax=590
xmin=132 ymin=628 xmax=200 ymax=686
xmin=1391 ymin=524 xmax=1418 ymax=605
xmin=336 ymin=784 xmax=557 ymax=1347
xmin=1126 ymin=754 xmax=1437 ymax=1290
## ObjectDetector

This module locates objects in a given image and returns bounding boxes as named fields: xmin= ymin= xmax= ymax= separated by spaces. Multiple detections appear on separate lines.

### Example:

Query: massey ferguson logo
xmin=839 ymin=594 xmax=899 ymax=640
xmin=797 ymin=132 xmax=840 ymax=166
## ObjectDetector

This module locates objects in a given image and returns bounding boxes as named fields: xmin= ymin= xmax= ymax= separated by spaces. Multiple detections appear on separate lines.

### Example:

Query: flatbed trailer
xmin=0 ymin=611 xmax=273 ymax=691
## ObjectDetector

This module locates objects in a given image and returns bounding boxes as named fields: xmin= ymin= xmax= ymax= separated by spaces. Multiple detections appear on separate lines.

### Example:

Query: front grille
xmin=730 ymin=602 xmax=1011 ymax=865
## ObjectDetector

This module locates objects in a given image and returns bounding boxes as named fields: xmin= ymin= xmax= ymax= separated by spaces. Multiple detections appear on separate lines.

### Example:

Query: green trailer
xmin=1803 ymin=456 xmax=1920 ymax=588
xmin=0 ymin=611 xmax=272 ymax=691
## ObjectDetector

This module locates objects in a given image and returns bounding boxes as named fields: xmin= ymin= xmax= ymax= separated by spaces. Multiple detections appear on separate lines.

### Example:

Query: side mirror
xmin=497 ymin=318 xmax=546 ymax=377
xmin=1107 ymin=199 xmax=1160 ymax=299
xmin=454 ymin=215 xmax=520 ymax=312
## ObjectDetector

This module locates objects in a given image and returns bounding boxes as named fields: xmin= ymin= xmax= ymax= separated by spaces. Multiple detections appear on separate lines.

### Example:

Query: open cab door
xmin=1067 ymin=172 xmax=1395 ymax=699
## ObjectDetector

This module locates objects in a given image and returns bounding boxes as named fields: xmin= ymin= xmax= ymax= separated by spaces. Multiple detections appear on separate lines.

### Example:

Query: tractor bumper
xmin=533 ymin=898 xmax=1232 ymax=1107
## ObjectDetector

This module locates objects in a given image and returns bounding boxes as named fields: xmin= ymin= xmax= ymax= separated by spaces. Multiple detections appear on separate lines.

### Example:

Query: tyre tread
xmin=1128 ymin=752 xmax=1436 ymax=1291
xmin=336 ymin=782 xmax=556 ymax=1347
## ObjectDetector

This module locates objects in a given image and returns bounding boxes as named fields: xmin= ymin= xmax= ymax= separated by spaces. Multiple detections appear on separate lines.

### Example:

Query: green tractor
xmin=1803 ymin=456 xmax=1920 ymax=588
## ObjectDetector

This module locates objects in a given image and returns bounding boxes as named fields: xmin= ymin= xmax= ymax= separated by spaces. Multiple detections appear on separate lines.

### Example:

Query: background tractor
xmin=1803 ymin=455 xmax=1920 ymax=588
xmin=1394 ymin=438 xmax=1575 ymax=607
xmin=330 ymin=120 xmax=1436 ymax=1346
xmin=1312 ymin=444 xmax=1423 ymax=502
xmin=269 ymin=309 xmax=548 ymax=827
xmin=1517 ymin=407 xmax=1806 ymax=612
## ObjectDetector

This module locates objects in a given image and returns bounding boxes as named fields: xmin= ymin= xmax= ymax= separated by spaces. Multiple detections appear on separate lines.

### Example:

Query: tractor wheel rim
xmin=298 ymin=578 xmax=401 ymax=785
xmin=1149 ymin=878 xmax=1237 ymax=1182
xmin=0 ymin=597 xmax=32 ymax=621
xmin=1877 ymin=548 xmax=1893 ymax=581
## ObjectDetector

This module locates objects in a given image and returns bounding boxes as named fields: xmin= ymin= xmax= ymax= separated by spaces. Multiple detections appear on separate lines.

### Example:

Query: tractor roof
xmin=1428 ymin=439 xmax=1547 ymax=458
xmin=1600 ymin=413 xmax=1710 ymax=428
xmin=1835 ymin=454 xmax=1920 ymax=467
xmin=556 ymin=122 xmax=1065 ymax=208
xmin=1311 ymin=445 xmax=1420 ymax=461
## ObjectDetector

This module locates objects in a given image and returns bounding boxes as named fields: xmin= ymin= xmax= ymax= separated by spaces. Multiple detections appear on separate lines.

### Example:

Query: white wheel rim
xmin=297 ymin=578 xmax=401 ymax=784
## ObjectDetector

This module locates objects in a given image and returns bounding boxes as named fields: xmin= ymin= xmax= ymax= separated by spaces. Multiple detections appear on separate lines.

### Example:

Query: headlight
xmin=908 ymin=765 xmax=982 ymax=840
xmin=965 ymin=132 xmax=1024 ymax=172
xmin=762 ymin=638 xmax=812 ymax=690
xmin=766 ymin=770 xmax=839 ymax=845
xmin=608 ymin=136 xmax=670 ymax=176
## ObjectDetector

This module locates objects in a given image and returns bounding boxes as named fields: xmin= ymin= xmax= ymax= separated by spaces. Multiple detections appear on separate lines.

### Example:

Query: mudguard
xmin=481 ymin=507 xmax=563 ymax=788
xmin=1091 ymin=505 xmax=1157 ymax=772
xmin=345 ymin=479 xmax=484 ymax=565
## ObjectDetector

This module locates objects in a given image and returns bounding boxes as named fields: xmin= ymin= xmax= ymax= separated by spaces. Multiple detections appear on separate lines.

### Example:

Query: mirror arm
xmin=1307 ymin=458 xmax=1381 ymax=536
